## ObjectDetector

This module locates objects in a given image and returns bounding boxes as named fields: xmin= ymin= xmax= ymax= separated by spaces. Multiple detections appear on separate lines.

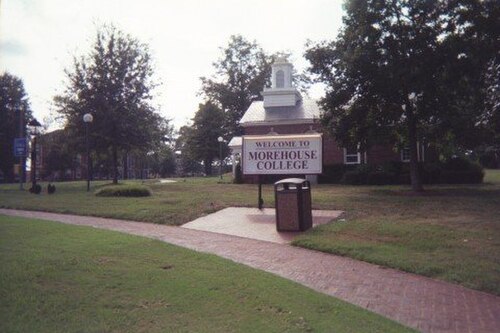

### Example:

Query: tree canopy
xmin=200 ymin=35 xmax=273 ymax=138
xmin=55 ymin=25 xmax=170 ymax=183
xmin=0 ymin=72 xmax=32 ymax=182
xmin=306 ymin=0 xmax=499 ymax=191
xmin=177 ymin=102 xmax=226 ymax=176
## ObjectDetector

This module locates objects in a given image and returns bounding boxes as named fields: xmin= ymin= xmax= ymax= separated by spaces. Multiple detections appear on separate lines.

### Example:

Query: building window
xmin=401 ymin=147 xmax=410 ymax=162
xmin=344 ymin=147 xmax=361 ymax=164
xmin=276 ymin=70 xmax=285 ymax=88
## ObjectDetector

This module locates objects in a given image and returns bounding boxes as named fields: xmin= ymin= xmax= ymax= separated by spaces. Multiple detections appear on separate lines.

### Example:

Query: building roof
xmin=228 ymin=136 xmax=242 ymax=147
xmin=239 ymin=98 xmax=322 ymax=127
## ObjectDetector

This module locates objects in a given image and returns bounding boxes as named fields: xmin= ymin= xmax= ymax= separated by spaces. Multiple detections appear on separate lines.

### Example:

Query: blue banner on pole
xmin=14 ymin=138 xmax=27 ymax=157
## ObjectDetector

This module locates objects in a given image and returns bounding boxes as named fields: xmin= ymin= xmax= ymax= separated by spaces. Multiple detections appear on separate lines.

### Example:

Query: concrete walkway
xmin=1 ymin=208 xmax=499 ymax=333
xmin=182 ymin=207 xmax=343 ymax=244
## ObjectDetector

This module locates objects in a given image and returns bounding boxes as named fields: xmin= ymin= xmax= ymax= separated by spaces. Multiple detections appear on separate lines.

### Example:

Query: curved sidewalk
xmin=1 ymin=209 xmax=499 ymax=333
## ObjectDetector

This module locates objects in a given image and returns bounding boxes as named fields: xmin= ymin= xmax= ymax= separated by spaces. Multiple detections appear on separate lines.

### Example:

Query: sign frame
xmin=242 ymin=134 xmax=323 ymax=176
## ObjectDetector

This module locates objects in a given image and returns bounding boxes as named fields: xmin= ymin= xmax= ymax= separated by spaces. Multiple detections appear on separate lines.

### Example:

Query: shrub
xmin=329 ymin=156 xmax=484 ymax=186
xmin=29 ymin=184 xmax=42 ymax=194
xmin=440 ymin=157 xmax=484 ymax=184
xmin=380 ymin=161 xmax=406 ymax=175
xmin=319 ymin=164 xmax=352 ymax=183
xmin=95 ymin=184 xmax=152 ymax=197
xmin=366 ymin=171 xmax=397 ymax=185
xmin=422 ymin=163 xmax=442 ymax=184
xmin=444 ymin=156 xmax=475 ymax=171
xmin=47 ymin=184 xmax=56 ymax=194
xmin=341 ymin=170 xmax=366 ymax=185
xmin=233 ymin=163 xmax=243 ymax=184
xmin=478 ymin=150 xmax=499 ymax=169
xmin=440 ymin=170 xmax=484 ymax=184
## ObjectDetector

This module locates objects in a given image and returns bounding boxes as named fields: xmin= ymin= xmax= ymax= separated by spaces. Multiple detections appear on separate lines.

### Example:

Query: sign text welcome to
xmin=242 ymin=134 xmax=322 ymax=175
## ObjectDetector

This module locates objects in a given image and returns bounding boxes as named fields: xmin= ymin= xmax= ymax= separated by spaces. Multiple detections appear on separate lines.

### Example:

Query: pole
xmin=86 ymin=122 xmax=90 ymax=192
xmin=19 ymin=109 xmax=24 ymax=190
xmin=258 ymin=176 xmax=264 ymax=209
xmin=219 ymin=141 xmax=223 ymax=180
xmin=31 ymin=135 xmax=37 ymax=190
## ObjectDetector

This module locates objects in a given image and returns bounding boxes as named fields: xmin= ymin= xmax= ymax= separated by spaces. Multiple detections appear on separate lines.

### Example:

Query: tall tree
xmin=148 ymin=143 xmax=176 ymax=177
xmin=55 ymin=25 xmax=169 ymax=184
xmin=175 ymin=126 xmax=203 ymax=176
xmin=179 ymin=102 xmax=225 ymax=176
xmin=458 ymin=0 xmax=500 ymax=163
xmin=201 ymin=35 xmax=273 ymax=138
xmin=0 ymin=73 xmax=32 ymax=182
xmin=39 ymin=130 xmax=75 ymax=180
xmin=306 ymin=0 xmax=498 ymax=192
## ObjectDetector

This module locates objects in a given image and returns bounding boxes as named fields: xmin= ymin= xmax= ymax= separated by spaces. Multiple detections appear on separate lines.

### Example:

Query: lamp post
xmin=217 ymin=136 xmax=224 ymax=180
xmin=28 ymin=118 xmax=42 ymax=193
xmin=19 ymin=109 xmax=25 ymax=190
xmin=83 ymin=113 xmax=93 ymax=191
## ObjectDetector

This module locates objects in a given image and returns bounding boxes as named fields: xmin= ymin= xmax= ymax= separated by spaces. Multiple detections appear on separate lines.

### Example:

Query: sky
xmin=0 ymin=0 xmax=344 ymax=130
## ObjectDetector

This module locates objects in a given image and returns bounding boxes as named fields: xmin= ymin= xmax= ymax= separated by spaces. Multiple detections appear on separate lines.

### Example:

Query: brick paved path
xmin=1 ymin=209 xmax=499 ymax=333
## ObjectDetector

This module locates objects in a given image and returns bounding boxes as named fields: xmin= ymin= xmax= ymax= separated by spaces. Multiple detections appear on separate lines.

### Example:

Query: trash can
xmin=274 ymin=178 xmax=312 ymax=232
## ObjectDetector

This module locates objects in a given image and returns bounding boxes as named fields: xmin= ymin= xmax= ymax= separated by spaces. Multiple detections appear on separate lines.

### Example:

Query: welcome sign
xmin=242 ymin=134 xmax=323 ymax=175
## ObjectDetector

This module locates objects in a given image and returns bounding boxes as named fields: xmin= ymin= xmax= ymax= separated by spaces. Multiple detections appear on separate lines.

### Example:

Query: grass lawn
xmin=0 ymin=170 xmax=499 ymax=295
xmin=0 ymin=177 xmax=262 ymax=225
xmin=293 ymin=170 xmax=500 ymax=295
xmin=0 ymin=215 xmax=414 ymax=333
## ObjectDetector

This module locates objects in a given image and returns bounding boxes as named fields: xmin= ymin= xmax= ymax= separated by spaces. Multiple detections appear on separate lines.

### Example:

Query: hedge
xmin=322 ymin=157 xmax=484 ymax=185
xmin=95 ymin=184 xmax=152 ymax=197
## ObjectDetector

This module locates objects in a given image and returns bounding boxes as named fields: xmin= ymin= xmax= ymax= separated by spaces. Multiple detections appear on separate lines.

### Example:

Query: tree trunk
xmin=408 ymin=112 xmax=423 ymax=192
xmin=112 ymin=145 xmax=118 ymax=184
xmin=204 ymin=159 xmax=212 ymax=176
xmin=123 ymin=152 xmax=128 ymax=180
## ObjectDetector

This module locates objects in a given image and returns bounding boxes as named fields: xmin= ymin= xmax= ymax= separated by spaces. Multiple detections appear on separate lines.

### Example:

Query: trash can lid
xmin=274 ymin=178 xmax=308 ymax=185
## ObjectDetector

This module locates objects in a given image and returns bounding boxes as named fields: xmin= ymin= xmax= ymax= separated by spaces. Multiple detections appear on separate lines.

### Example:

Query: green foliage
xmin=329 ymin=159 xmax=484 ymax=185
xmin=0 ymin=72 xmax=32 ymax=182
xmin=477 ymin=145 xmax=500 ymax=168
xmin=28 ymin=184 xmax=42 ymax=194
xmin=54 ymin=25 xmax=170 ymax=184
xmin=318 ymin=164 xmax=354 ymax=183
xmin=177 ymin=102 xmax=226 ymax=176
xmin=421 ymin=162 xmax=442 ymax=184
xmin=306 ymin=0 xmax=498 ymax=191
xmin=201 ymin=36 xmax=311 ymax=138
xmin=201 ymin=35 xmax=273 ymax=137
xmin=95 ymin=184 xmax=152 ymax=197
xmin=39 ymin=129 xmax=76 ymax=180
xmin=145 ymin=143 xmax=176 ymax=177
xmin=233 ymin=162 xmax=243 ymax=184
xmin=340 ymin=170 xmax=365 ymax=185
xmin=47 ymin=184 xmax=56 ymax=194
xmin=440 ymin=157 xmax=485 ymax=184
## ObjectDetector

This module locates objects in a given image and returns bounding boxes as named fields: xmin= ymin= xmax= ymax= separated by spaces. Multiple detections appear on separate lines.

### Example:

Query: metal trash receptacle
xmin=274 ymin=178 xmax=312 ymax=232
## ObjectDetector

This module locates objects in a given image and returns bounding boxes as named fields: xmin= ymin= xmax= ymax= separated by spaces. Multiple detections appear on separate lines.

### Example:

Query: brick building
xmin=229 ymin=57 xmax=429 ymax=183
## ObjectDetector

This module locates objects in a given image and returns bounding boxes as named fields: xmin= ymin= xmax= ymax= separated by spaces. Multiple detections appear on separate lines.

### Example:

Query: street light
xmin=83 ymin=113 xmax=93 ymax=192
xmin=218 ymin=136 xmax=224 ymax=180
xmin=28 ymin=118 xmax=42 ymax=194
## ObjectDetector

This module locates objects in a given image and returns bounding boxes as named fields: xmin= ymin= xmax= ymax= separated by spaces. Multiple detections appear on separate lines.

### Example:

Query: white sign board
xmin=242 ymin=134 xmax=323 ymax=175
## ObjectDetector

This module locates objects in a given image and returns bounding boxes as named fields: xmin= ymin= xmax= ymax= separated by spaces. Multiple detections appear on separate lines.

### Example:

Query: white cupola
xmin=271 ymin=56 xmax=293 ymax=89
xmin=262 ymin=56 xmax=302 ymax=108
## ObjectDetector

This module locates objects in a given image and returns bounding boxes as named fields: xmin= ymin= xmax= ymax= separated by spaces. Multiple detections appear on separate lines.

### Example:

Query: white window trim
xmin=344 ymin=148 xmax=361 ymax=165
xmin=401 ymin=147 xmax=410 ymax=163
xmin=276 ymin=70 xmax=285 ymax=88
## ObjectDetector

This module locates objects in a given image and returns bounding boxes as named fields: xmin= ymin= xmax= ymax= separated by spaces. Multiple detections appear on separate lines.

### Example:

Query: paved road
xmin=1 ymin=209 xmax=499 ymax=333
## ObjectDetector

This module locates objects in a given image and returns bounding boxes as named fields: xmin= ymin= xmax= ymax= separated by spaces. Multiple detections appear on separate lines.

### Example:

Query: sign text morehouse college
xmin=242 ymin=134 xmax=323 ymax=175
